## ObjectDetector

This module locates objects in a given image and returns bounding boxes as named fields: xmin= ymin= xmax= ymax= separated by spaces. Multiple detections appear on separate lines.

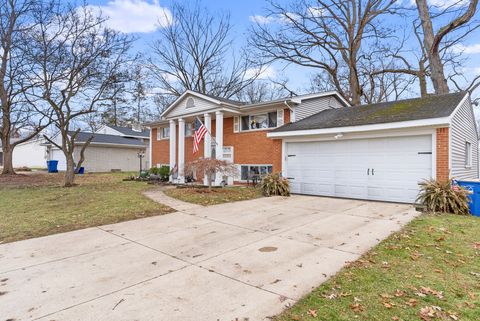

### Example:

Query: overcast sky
xmin=86 ymin=0 xmax=480 ymax=98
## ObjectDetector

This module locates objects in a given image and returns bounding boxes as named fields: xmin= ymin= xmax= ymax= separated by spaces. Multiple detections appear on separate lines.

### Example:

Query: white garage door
xmin=50 ymin=149 xmax=67 ymax=171
xmin=286 ymin=135 xmax=432 ymax=203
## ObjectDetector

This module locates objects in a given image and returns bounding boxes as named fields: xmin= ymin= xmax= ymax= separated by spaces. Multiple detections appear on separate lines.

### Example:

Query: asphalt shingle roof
xmin=273 ymin=92 xmax=467 ymax=132
xmin=109 ymin=125 xmax=149 ymax=138
xmin=191 ymin=91 xmax=246 ymax=106
xmin=69 ymin=132 xmax=146 ymax=146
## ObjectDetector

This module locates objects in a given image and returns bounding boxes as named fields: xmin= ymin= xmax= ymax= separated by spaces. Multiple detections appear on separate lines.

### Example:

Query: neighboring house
xmin=12 ymin=125 xmax=150 ymax=172
xmin=147 ymin=90 xmax=478 ymax=204
xmin=12 ymin=137 xmax=49 ymax=168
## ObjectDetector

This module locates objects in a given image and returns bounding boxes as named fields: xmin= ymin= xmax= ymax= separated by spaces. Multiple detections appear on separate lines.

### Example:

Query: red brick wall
xmin=151 ymin=128 xmax=169 ymax=166
xmin=436 ymin=127 xmax=449 ymax=181
xmin=150 ymin=108 xmax=290 ymax=175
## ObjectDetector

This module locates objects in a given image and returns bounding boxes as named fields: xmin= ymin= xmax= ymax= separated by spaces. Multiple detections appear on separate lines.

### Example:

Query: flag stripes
xmin=193 ymin=120 xmax=207 ymax=154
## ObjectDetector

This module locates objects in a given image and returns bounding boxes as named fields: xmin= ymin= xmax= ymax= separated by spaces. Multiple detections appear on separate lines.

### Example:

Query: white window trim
xmin=156 ymin=163 xmax=169 ymax=168
xmin=465 ymin=141 xmax=472 ymax=168
xmin=240 ymin=110 xmax=279 ymax=132
xmin=185 ymin=122 xmax=193 ymax=137
xmin=157 ymin=126 xmax=170 ymax=140
xmin=186 ymin=97 xmax=195 ymax=108
xmin=238 ymin=164 xmax=273 ymax=181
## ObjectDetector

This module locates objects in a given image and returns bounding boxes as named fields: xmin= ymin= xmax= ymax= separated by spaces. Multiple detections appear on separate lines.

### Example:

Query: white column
xmin=169 ymin=119 xmax=176 ymax=183
xmin=215 ymin=111 xmax=224 ymax=185
xmin=178 ymin=118 xmax=185 ymax=184
xmin=148 ymin=127 xmax=152 ymax=169
xmin=203 ymin=113 xmax=212 ymax=186
xmin=203 ymin=113 xmax=211 ymax=158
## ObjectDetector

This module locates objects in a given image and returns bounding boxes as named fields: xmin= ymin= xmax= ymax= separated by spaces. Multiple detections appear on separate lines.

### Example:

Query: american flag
xmin=193 ymin=118 xmax=207 ymax=154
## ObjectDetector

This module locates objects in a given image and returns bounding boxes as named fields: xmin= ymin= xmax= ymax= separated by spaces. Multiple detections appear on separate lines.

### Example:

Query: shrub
xmin=149 ymin=166 xmax=170 ymax=181
xmin=158 ymin=166 xmax=170 ymax=181
xmin=261 ymin=173 xmax=290 ymax=197
xmin=416 ymin=179 xmax=470 ymax=215
xmin=149 ymin=167 xmax=161 ymax=175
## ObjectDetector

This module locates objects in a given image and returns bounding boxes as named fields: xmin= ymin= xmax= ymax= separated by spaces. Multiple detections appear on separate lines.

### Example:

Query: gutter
xmin=284 ymin=100 xmax=295 ymax=122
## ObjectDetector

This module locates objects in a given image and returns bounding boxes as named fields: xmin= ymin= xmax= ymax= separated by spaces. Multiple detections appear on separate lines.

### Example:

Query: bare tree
xmin=26 ymin=2 xmax=132 ymax=186
xmin=148 ymin=2 xmax=261 ymax=103
xmin=0 ymin=0 xmax=52 ymax=175
xmin=415 ymin=0 xmax=479 ymax=94
xmin=235 ymin=80 xmax=290 ymax=103
xmin=249 ymin=0 xmax=399 ymax=105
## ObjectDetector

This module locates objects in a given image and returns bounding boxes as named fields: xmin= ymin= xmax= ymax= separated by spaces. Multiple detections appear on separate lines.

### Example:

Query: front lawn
xmin=277 ymin=214 xmax=480 ymax=321
xmin=164 ymin=186 xmax=263 ymax=206
xmin=0 ymin=172 xmax=173 ymax=243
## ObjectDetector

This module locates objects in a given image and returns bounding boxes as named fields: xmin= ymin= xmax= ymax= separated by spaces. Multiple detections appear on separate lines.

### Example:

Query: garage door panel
xmin=286 ymin=135 xmax=432 ymax=203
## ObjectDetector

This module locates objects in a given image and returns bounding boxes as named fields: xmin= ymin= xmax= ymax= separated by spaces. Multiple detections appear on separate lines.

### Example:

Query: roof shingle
xmin=69 ymin=132 xmax=146 ymax=146
xmin=273 ymin=92 xmax=467 ymax=132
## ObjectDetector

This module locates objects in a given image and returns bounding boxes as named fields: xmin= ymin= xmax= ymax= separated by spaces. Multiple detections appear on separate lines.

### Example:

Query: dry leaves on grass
xmin=414 ymin=286 xmax=444 ymax=299
xmin=419 ymin=306 xmax=459 ymax=321
xmin=307 ymin=309 xmax=317 ymax=317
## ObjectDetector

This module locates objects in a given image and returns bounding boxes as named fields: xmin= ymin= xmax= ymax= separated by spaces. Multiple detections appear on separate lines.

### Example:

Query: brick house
xmin=146 ymin=90 xmax=478 ymax=203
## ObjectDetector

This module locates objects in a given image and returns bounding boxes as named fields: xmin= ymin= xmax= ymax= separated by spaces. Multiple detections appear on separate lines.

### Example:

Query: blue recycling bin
xmin=76 ymin=167 xmax=84 ymax=174
xmin=455 ymin=180 xmax=480 ymax=216
xmin=46 ymin=160 xmax=58 ymax=173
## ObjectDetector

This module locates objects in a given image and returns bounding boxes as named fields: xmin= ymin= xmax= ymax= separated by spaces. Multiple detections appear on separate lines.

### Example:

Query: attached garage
xmin=269 ymin=92 xmax=478 ymax=204
xmin=286 ymin=135 xmax=432 ymax=203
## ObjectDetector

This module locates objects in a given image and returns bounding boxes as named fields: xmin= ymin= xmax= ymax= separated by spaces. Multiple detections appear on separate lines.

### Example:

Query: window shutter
xmin=233 ymin=116 xmax=239 ymax=133
xmin=277 ymin=109 xmax=284 ymax=127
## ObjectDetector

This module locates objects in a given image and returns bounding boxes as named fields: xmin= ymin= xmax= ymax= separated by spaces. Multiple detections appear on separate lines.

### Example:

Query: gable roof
xmin=272 ymin=91 xmax=468 ymax=133
xmin=108 ymin=125 xmax=149 ymax=138
xmin=69 ymin=131 xmax=146 ymax=147
xmin=161 ymin=90 xmax=245 ymax=118
xmin=198 ymin=91 xmax=245 ymax=106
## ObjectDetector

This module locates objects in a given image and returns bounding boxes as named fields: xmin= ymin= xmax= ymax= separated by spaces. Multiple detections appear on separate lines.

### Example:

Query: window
xmin=240 ymin=112 xmax=277 ymax=131
xmin=185 ymin=122 xmax=193 ymax=136
xmin=465 ymin=141 xmax=472 ymax=167
xmin=240 ymin=165 xmax=272 ymax=180
xmin=157 ymin=127 xmax=169 ymax=140
xmin=186 ymin=97 xmax=195 ymax=108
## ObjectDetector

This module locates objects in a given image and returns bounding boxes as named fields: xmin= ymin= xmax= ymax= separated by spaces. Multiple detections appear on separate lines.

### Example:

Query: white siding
xmin=167 ymin=95 xmax=219 ymax=118
xmin=74 ymin=146 xmax=147 ymax=172
xmin=13 ymin=139 xmax=48 ymax=168
xmin=450 ymin=97 xmax=479 ymax=180
xmin=50 ymin=148 xmax=67 ymax=171
xmin=295 ymin=96 xmax=345 ymax=121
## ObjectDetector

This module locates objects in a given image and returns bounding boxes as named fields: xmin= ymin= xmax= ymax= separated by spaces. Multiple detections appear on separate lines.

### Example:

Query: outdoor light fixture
xmin=137 ymin=151 xmax=145 ymax=176
xmin=334 ymin=133 xmax=344 ymax=139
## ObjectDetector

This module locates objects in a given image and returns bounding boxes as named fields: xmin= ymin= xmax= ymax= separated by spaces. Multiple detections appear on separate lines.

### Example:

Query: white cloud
xmin=249 ymin=15 xmax=276 ymax=25
xmin=453 ymin=43 xmax=480 ymax=54
xmin=249 ymin=12 xmax=300 ymax=25
xmin=245 ymin=66 xmax=277 ymax=79
xmin=307 ymin=6 xmax=325 ymax=17
xmin=87 ymin=0 xmax=172 ymax=33
xmin=408 ymin=0 xmax=469 ymax=8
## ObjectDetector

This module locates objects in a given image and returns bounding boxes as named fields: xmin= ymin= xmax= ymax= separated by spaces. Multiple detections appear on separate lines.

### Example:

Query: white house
xmin=12 ymin=125 xmax=150 ymax=172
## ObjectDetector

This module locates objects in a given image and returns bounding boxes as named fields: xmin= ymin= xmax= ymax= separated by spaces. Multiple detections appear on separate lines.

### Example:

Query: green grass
xmin=0 ymin=173 xmax=173 ymax=243
xmin=277 ymin=214 xmax=480 ymax=321
xmin=164 ymin=186 xmax=263 ymax=206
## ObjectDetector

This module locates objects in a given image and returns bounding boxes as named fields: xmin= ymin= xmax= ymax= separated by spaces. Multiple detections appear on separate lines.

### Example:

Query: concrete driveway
xmin=0 ymin=195 xmax=417 ymax=321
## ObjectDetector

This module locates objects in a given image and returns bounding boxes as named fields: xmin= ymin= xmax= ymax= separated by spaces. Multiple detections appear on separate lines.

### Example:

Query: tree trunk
xmin=416 ymin=0 xmax=450 ymax=95
xmin=428 ymin=51 xmax=449 ymax=94
xmin=418 ymin=61 xmax=428 ymax=97
xmin=1 ymin=143 xmax=15 ymax=175
xmin=64 ymin=154 xmax=76 ymax=187
xmin=349 ymin=63 xmax=362 ymax=105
